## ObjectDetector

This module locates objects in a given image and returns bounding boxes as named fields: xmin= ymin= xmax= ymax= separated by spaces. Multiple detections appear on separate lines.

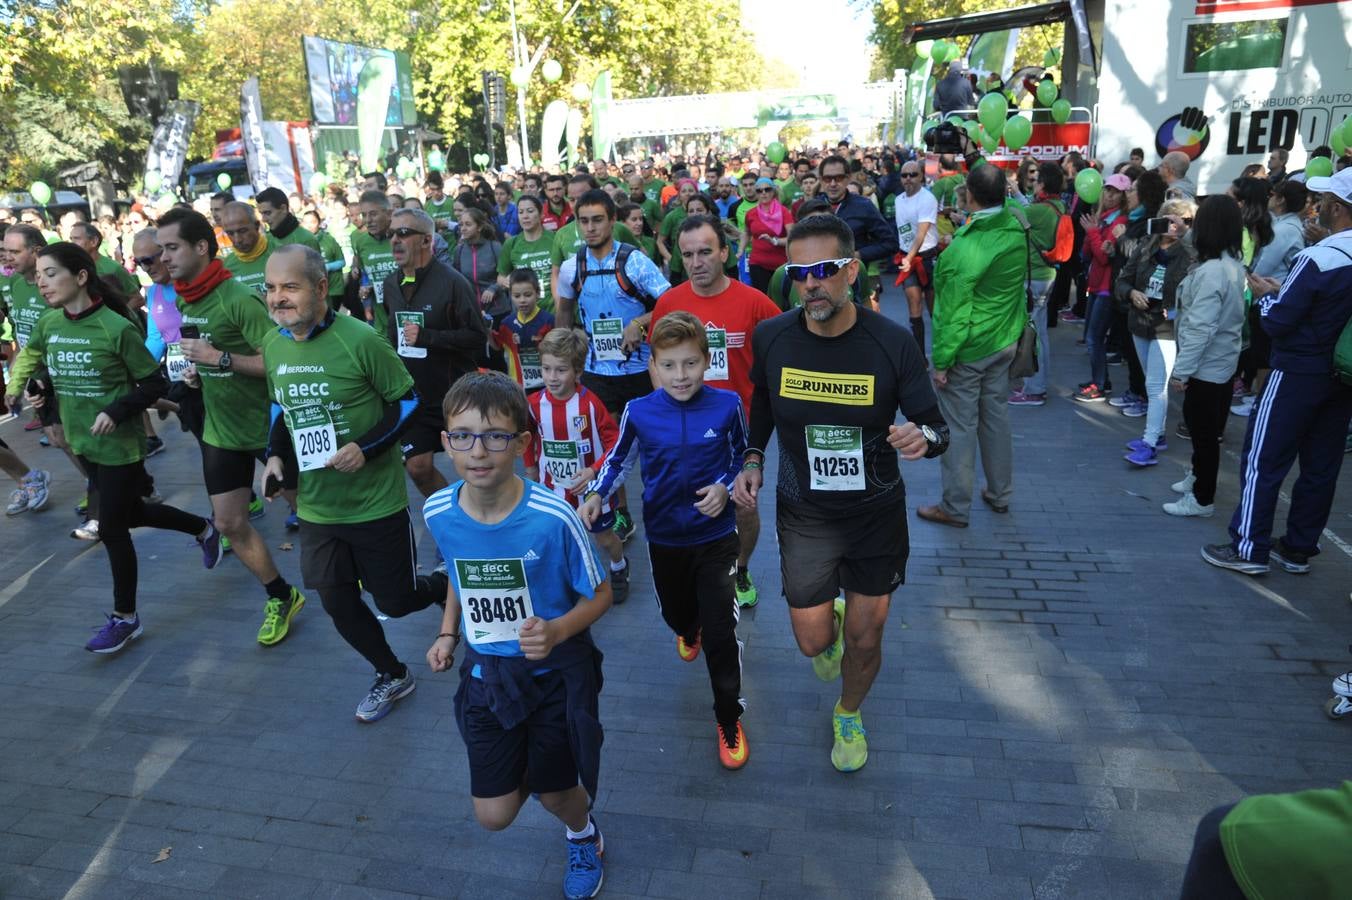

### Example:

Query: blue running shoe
xmin=564 ymin=817 xmax=604 ymax=899
xmin=86 ymin=613 xmax=142 ymax=654
xmin=200 ymin=521 xmax=224 ymax=569
xmin=285 ymin=510 xmax=299 ymax=531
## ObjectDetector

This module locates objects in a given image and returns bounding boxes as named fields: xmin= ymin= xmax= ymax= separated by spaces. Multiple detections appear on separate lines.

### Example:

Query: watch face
xmin=920 ymin=425 xmax=937 ymax=443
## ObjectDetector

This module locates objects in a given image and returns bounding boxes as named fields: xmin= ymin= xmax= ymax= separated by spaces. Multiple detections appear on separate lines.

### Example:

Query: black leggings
xmin=749 ymin=264 xmax=775 ymax=296
xmin=1182 ymin=378 xmax=1232 ymax=506
xmin=319 ymin=575 xmax=445 ymax=676
xmin=80 ymin=457 xmax=208 ymax=615
xmin=648 ymin=533 xmax=744 ymax=728
xmin=1179 ymin=803 xmax=1245 ymax=899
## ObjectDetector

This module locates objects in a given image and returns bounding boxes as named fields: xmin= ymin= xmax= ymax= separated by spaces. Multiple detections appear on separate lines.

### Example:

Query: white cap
xmin=1307 ymin=167 xmax=1352 ymax=204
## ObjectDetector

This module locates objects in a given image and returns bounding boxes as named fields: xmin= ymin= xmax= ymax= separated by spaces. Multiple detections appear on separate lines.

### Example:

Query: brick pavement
xmin=2 ymin=283 xmax=1351 ymax=899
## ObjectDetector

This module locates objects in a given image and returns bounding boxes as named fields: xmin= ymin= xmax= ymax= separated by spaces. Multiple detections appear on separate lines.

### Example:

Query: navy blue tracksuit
xmin=1228 ymin=231 xmax=1352 ymax=562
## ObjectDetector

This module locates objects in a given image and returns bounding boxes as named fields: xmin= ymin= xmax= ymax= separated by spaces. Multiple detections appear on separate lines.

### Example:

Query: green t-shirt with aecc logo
xmin=2 ymin=274 xmax=52 ymax=349
xmin=350 ymin=230 xmax=400 ymax=340
xmin=261 ymin=314 xmax=415 ymax=526
xmin=498 ymin=232 xmax=556 ymax=312
xmin=224 ymin=242 xmax=274 ymax=299
xmin=26 ymin=304 xmax=158 ymax=465
xmin=176 ymin=277 xmax=276 ymax=451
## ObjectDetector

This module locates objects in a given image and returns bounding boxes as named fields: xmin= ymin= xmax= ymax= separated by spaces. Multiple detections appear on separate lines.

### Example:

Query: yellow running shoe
xmin=257 ymin=587 xmax=305 ymax=646
xmin=811 ymin=597 xmax=845 ymax=681
xmin=677 ymin=629 xmax=701 ymax=662
xmin=831 ymin=702 xmax=868 ymax=772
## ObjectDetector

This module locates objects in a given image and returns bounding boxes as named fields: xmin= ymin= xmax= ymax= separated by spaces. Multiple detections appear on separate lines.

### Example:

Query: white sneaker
xmin=1170 ymin=471 xmax=1196 ymax=494
xmin=1230 ymin=396 xmax=1256 ymax=417
xmin=71 ymin=519 xmax=100 ymax=541
xmin=1163 ymin=492 xmax=1214 ymax=517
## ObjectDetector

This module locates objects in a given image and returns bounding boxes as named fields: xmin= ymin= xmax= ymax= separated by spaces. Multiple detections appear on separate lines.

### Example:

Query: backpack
xmin=1036 ymin=198 xmax=1075 ymax=265
xmin=1327 ymin=247 xmax=1352 ymax=385
xmin=570 ymin=242 xmax=658 ymax=311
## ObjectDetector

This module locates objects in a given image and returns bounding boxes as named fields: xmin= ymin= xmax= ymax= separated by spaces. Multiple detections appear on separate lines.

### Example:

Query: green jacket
xmin=931 ymin=207 xmax=1028 ymax=371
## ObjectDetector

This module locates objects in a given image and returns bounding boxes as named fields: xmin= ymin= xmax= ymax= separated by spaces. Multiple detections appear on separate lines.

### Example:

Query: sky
xmin=740 ymin=0 xmax=874 ymax=89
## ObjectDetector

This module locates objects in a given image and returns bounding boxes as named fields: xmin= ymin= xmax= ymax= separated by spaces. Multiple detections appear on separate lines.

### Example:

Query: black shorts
xmin=201 ymin=442 xmax=298 ymax=496
xmin=901 ymin=248 xmax=938 ymax=290
xmin=581 ymin=370 xmax=652 ymax=418
xmin=299 ymin=507 xmax=419 ymax=590
xmin=777 ymin=499 xmax=908 ymax=608
xmin=456 ymin=669 xmax=579 ymax=798
xmin=400 ymin=402 xmax=444 ymax=461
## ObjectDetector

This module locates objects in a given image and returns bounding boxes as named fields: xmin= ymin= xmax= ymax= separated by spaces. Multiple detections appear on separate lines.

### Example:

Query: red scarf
xmin=175 ymin=259 xmax=233 ymax=303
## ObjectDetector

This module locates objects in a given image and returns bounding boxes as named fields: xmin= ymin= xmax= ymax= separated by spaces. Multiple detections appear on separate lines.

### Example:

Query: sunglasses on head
xmin=392 ymin=227 xmax=430 ymax=238
xmin=784 ymin=258 xmax=853 ymax=282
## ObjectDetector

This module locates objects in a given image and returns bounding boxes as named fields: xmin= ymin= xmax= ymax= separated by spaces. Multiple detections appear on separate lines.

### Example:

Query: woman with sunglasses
xmin=741 ymin=177 xmax=795 ymax=295
xmin=16 ymin=243 xmax=220 ymax=654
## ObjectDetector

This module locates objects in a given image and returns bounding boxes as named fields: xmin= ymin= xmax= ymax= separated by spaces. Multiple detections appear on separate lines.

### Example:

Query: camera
xmin=923 ymin=120 xmax=965 ymax=155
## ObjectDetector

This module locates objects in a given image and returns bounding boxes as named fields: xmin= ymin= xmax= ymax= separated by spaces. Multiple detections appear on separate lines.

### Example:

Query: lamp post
xmin=507 ymin=0 xmax=581 ymax=164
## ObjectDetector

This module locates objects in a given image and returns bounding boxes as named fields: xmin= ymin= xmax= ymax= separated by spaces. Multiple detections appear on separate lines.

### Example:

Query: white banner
xmin=144 ymin=100 xmax=199 ymax=193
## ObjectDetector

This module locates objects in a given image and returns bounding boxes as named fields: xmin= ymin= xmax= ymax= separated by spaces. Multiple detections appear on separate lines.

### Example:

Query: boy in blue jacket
xmin=579 ymin=310 xmax=750 ymax=770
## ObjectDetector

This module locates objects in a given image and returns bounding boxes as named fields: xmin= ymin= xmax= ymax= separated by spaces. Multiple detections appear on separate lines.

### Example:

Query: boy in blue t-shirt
xmin=578 ymin=310 xmax=750 ymax=770
xmin=424 ymin=371 xmax=612 ymax=900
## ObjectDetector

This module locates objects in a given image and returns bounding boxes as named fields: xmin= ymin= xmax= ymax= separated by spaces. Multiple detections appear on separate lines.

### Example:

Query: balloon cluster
xmin=473 ymin=152 xmax=491 ymax=168
xmin=916 ymin=38 xmax=961 ymax=64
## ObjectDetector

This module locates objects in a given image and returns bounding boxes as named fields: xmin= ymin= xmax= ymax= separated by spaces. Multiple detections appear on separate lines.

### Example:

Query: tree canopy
xmin=1 ymin=0 xmax=768 ymax=185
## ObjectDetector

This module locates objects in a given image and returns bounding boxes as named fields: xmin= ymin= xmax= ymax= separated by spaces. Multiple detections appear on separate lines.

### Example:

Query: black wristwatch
xmin=920 ymin=424 xmax=949 ymax=459
xmin=218 ymin=350 xmax=233 ymax=371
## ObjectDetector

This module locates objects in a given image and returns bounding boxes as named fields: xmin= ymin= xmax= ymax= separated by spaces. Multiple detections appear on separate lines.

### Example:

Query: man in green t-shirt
xmin=70 ymin=222 xmax=141 ymax=299
xmin=221 ymin=203 xmax=274 ymax=298
xmin=639 ymin=158 xmax=666 ymax=204
xmin=259 ymin=244 xmax=450 ymax=723
xmin=256 ymin=187 xmax=321 ymax=252
xmin=156 ymin=206 xmax=307 ymax=648
xmin=301 ymin=209 xmax=348 ymax=309
xmin=350 ymin=190 xmax=401 ymax=339
xmin=422 ymin=172 xmax=456 ymax=233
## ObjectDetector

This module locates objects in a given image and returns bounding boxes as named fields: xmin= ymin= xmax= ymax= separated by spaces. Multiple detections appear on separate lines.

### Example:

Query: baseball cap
xmin=1307 ymin=167 xmax=1352 ymax=204
xmin=1104 ymin=173 xmax=1132 ymax=192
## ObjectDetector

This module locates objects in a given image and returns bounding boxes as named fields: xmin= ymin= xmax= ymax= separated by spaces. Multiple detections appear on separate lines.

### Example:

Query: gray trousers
xmin=937 ymin=343 xmax=1017 ymax=522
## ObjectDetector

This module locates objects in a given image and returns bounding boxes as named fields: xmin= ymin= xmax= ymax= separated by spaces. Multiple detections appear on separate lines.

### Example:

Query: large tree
xmin=867 ymin=0 xmax=1064 ymax=80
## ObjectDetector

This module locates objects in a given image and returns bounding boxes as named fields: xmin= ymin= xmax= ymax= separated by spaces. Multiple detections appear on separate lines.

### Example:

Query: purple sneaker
xmin=86 ymin=613 xmax=142 ymax=654
xmin=1008 ymin=390 xmax=1047 ymax=407
xmin=1125 ymin=437 xmax=1168 ymax=453
xmin=1122 ymin=401 xmax=1148 ymax=418
xmin=1124 ymin=445 xmax=1159 ymax=467
xmin=200 ymin=521 xmax=224 ymax=570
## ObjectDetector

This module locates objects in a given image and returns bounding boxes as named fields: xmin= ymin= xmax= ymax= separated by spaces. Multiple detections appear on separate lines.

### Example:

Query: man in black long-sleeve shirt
xmin=817 ymin=155 xmax=899 ymax=309
xmin=731 ymin=214 xmax=947 ymax=774
xmin=383 ymin=208 xmax=488 ymax=497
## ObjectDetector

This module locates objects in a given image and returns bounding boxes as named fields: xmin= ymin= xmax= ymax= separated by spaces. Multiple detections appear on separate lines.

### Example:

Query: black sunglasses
xmin=392 ymin=227 xmax=431 ymax=238
xmin=135 ymin=252 xmax=163 ymax=268
xmin=900 ymin=173 xmax=921 ymax=179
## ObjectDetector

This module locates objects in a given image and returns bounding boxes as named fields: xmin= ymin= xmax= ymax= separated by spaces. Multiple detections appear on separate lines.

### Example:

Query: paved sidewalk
xmin=2 ymin=285 xmax=1351 ymax=900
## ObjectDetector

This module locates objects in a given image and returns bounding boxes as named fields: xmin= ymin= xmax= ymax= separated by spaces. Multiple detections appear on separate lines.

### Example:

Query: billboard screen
xmin=302 ymin=36 xmax=416 ymax=127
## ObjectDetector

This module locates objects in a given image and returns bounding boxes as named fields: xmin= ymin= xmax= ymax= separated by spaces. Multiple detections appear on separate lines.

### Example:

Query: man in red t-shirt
xmin=651 ymin=213 xmax=782 ymax=609
xmin=540 ymin=174 xmax=573 ymax=232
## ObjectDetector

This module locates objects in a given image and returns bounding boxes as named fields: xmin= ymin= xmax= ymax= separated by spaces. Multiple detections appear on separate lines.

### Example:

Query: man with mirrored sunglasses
xmin=734 ymin=213 xmax=948 ymax=773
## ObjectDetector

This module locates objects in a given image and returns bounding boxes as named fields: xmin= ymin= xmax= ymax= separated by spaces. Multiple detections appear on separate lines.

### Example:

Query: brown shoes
xmin=980 ymin=490 xmax=1009 ymax=514
xmin=916 ymin=504 xmax=968 ymax=528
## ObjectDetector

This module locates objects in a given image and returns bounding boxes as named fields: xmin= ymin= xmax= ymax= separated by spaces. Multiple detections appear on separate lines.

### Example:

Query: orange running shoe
xmin=717 ymin=720 xmax=749 ymax=770
xmin=677 ymin=629 xmax=701 ymax=662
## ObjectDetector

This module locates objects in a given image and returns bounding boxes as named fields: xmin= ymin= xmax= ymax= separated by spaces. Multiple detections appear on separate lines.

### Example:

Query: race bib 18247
xmin=706 ymin=328 xmax=728 ymax=381
xmin=455 ymin=558 xmax=536 ymax=644
xmin=288 ymin=403 xmax=339 ymax=473
xmin=541 ymin=439 xmax=581 ymax=486
xmin=590 ymin=318 xmax=626 ymax=363
xmin=806 ymin=424 xmax=864 ymax=491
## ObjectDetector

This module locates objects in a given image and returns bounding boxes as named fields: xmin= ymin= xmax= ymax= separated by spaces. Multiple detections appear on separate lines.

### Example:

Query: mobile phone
xmin=1145 ymin=217 xmax=1172 ymax=235
xmin=180 ymin=325 xmax=200 ymax=340
xmin=264 ymin=473 xmax=283 ymax=499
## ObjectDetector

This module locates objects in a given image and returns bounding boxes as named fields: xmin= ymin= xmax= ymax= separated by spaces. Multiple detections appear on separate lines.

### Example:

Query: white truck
xmin=909 ymin=0 xmax=1351 ymax=192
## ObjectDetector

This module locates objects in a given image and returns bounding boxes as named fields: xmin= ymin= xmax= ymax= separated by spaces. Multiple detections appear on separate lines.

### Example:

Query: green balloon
xmin=979 ymin=127 xmax=999 ymax=153
xmin=1342 ymin=115 xmax=1352 ymax=147
xmin=1043 ymin=48 xmax=1061 ymax=68
xmin=915 ymin=39 xmax=933 ymax=60
xmin=766 ymin=141 xmax=786 ymax=165
xmin=1305 ymin=156 xmax=1334 ymax=179
xmin=1036 ymin=80 xmax=1059 ymax=107
xmin=1003 ymin=116 xmax=1032 ymax=152
xmin=946 ymin=114 xmax=965 ymax=128
xmin=510 ymin=68 xmax=529 ymax=88
xmin=216 ymin=173 xmax=232 ymax=191
xmin=1075 ymin=168 xmax=1103 ymax=205
xmin=1052 ymin=99 xmax=1072 ymax=124
xmin=29 ymin=181 xmax=52 ymax=205
xmin=541 ymin=59 xmax=562 ymax=83
xmin=963 ymin=120 xmax=981 ymax=140
xmin=1332 ymin=128 xmax=1348 ymax=158
xmin=931 ymin=40 xmax=948 ymax=64
xmin=144 ymin=170 xmax=162 ymax=193
xmin=977 ymin=92 xmax=1008 ymax=138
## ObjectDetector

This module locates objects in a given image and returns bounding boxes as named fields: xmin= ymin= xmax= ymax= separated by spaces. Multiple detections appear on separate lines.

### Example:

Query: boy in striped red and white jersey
xmin=525 ymin=328 xmax=630 ymax=603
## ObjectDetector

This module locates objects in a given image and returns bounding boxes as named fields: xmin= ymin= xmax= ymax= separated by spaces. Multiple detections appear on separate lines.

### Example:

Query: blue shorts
xmin=456 ymin=669 xmax=579 ymax=798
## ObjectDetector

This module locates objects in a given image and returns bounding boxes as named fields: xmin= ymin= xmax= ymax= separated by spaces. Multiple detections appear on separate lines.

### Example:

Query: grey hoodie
xmin=1253 ymin=211 xmax=1305 ymax=282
